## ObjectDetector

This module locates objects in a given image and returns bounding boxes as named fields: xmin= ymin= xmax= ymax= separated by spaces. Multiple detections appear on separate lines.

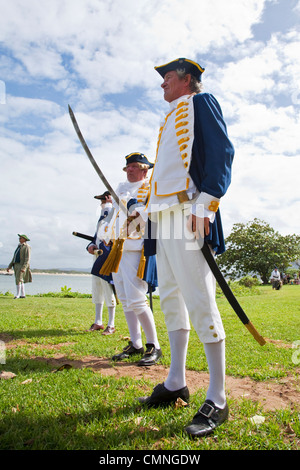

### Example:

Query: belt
xmin=177 ymin=190 xmax=199 ymax=205
xmin=177 ymin=190 xmax=190 ymax=203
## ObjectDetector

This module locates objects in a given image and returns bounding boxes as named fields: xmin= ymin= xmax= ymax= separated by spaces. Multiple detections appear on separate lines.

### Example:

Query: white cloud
xmin=0 ymin=0 xmax=269 ymax=91
xmin=0 ymin=0 xmax=299 ymax=270
xmin=222 ymin=153 xmax=300 ymax=238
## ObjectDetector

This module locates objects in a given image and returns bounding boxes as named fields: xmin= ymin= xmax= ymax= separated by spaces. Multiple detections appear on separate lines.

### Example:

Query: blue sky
xmin=0 ymin=0 xmax=299 ymax=270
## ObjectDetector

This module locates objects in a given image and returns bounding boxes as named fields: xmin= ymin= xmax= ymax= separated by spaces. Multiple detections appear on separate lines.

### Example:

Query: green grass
xmin=0 ymin=285 xmax=299 ymax=451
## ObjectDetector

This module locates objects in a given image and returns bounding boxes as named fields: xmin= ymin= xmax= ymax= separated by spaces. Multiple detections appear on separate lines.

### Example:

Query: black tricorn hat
xmin=155 ymin=58 xmax=205 ymax=81
xmin=94 ymin=191 xmax=111 ymax=200
xmin=124 ymin=152 xmax=154 ymax=169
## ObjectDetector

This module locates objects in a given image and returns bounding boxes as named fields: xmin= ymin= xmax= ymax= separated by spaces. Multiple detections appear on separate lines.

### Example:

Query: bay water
xmin=0 ymin=273 xmax=92 ymax=295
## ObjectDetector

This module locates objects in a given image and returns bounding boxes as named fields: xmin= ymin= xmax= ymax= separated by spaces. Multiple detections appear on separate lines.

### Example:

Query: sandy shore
xmin=0 ymin=270 xmax=91 ymax=277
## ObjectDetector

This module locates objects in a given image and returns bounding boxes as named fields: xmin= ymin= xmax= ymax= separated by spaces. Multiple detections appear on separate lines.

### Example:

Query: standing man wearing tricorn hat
xmin=86 ymin=191 xmax=117 ymax=335
xmin=7 ymin=234 xmax=32 ymax=298
xmin=137 ymin=58 xmax=235 ymax=437
xmin=98 ymin=152 xmax=162 ymax=366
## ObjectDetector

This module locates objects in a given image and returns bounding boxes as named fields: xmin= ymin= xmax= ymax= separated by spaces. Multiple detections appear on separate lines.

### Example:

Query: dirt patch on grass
xmin=1 ymin=333 xmax=298 ymax=412
xmin=36 ymin=354 xmax=300 ymax=412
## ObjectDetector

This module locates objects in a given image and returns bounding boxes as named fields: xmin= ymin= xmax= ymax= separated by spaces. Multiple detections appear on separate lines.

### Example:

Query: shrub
xmin=238 ymin=276 xmax=261 ymax=287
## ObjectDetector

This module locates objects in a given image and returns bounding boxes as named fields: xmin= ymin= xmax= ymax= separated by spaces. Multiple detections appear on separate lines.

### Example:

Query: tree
xmin=217 ymin=218 xmax=300 ymax=284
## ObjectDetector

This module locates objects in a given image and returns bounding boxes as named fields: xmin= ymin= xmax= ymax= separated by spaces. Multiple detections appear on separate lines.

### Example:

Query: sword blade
xmin=68 ymin=105 xmax=127 ymax=215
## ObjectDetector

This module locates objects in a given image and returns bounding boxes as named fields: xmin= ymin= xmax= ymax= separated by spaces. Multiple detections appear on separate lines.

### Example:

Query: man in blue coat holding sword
xmin=139 ymin=58 xmax=234 ymax=438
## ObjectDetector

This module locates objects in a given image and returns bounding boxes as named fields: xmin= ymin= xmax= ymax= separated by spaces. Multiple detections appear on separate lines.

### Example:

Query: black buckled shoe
xmin=137 ymin=343 xmax=162 ymax=366
xmin=185 ymin=399 xmax=229 ymax=437
xmin=112 ymin=341 xmax=144 ymax=361
xmin=138 ymin=382 xmax=189 ymax=407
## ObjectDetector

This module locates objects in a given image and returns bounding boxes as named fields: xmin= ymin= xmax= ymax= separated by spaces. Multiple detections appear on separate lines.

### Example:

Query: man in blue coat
xmin=139 ymin=58 xmax=234 ymax=438
xmin=86 ymin=191 xmax=116 ymax=335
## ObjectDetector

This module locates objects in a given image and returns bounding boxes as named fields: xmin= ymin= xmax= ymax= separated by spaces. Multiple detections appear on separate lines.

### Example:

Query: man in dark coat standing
xmin=7 ymin=234 xmax=32 ymax=298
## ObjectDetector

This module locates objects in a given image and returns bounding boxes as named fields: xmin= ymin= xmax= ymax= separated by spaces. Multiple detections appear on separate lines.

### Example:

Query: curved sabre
xmin=68 ymin=104 xmax=266 ymax=346
xmin=201 ymin=242 xmax=266 ymax=346
xmin=68 ymin=105 xmax=127 ymax=214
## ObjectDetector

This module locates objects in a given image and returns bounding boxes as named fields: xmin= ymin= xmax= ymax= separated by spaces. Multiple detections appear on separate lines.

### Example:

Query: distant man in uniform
xmin=7 ymin=234 xmax=32 ymax=298
xmin=99 ymin=153 xmax=162 ymax=366
xmin=86 ymin=191 xmax=116 ymax=335
xmin=138 ymin=58 xmax=234 ymax=438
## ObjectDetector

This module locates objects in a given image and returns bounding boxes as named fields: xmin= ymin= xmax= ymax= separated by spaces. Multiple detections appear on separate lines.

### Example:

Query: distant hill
xmin=32 ymin=268 xmax=90 ymax=274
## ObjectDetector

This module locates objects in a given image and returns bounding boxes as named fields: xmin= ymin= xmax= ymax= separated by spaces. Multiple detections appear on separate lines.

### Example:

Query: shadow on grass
xmin=0 ymin=363 xmax=191 ymax=451
xmin=0 ymin=328 xmax=86 ymax=342
xmin=0 ymin=402 xmax=190 ymax=451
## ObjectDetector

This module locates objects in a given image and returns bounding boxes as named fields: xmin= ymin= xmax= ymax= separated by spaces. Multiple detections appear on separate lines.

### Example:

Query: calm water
xmin=0 ymin=273 xmax=92 ymax=295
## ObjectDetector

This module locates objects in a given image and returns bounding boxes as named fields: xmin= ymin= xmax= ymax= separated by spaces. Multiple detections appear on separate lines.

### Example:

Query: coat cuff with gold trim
xmin=195 ymin=192 xmax=220 ymax=212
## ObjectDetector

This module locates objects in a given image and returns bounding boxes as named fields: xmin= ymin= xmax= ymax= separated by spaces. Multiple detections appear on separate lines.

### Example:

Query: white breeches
xmin=156 ymin=204 xmax=225 ymax=343
xmin=92 ymin=275 xmax=115 ymax=307
xmin=112 ymin=250 xmax=149 ymax=315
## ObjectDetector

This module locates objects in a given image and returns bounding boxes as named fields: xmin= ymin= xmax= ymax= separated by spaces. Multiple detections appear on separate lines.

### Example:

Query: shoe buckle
xmin=145 ymin=346 xmax=154 ymax=355
xmin=199 ymin=402 xmax=215 ymax=418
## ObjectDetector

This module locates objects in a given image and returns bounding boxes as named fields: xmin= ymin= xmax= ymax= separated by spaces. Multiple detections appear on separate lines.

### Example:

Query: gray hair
xmin=123 ymin=162 xmax=150 ymax=172
xmin=176 ymin=68 xmax=204 ymax=93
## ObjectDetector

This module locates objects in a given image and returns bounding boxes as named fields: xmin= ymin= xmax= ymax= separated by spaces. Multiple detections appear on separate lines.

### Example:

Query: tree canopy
xmin=218 ymin=218 xmax=300 ymax=284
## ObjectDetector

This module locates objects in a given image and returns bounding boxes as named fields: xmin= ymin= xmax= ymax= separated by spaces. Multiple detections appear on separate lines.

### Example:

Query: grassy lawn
xmin=0 ymin=285 xmax=299 ymax=451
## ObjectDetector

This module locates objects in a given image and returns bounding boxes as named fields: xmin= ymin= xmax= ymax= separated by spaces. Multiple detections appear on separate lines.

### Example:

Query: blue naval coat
xmin=89 ymin=204 xmax=158 ymax=292
xmin=190 ymin=92 xmax=234 ymax=255
xmin=127 ymin=199 xmax=158 ymax=292
xmin=144 ymin=92 xmax=234 ymax=257
xmin=87 ymin=208 xmax=114 ymax=284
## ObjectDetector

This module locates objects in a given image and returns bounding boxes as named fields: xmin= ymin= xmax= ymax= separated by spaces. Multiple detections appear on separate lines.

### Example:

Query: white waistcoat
xmin=98 ymin=178 xmax=150 ymax=251
xmin=148 ymin=95 xmax=196 ymax=215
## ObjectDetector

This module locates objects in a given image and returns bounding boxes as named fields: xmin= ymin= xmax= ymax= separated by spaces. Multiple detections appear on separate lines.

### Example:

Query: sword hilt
xmin=245 ymin=322 xmax=266 ymax=346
